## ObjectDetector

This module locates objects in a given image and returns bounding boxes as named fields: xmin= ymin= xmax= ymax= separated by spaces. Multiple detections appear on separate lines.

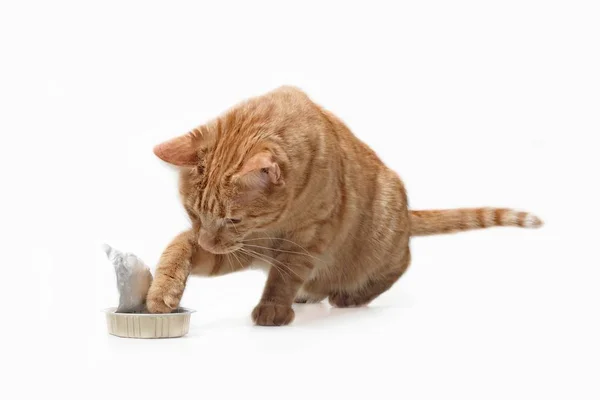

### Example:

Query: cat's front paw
xmin=251 ymin=302 xmax=295 ymax=326
xmin=146 ymin=282 xmax=182 ymax=314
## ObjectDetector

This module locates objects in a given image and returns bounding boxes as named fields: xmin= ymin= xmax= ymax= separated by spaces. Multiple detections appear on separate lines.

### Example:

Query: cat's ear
xmin=153 ymin=129 xmax=205 ymax=166
xmin=235 ymin=151 xmax=284 ymax=188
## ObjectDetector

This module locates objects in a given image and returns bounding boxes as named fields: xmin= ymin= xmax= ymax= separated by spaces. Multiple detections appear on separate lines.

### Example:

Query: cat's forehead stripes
xmin=200 ymin=184 xmax=232 ymax=219
xmin=197 ymin=119 xmax=263 ymax=218
xmin=175 ymin=87 xmax=297 ymax=234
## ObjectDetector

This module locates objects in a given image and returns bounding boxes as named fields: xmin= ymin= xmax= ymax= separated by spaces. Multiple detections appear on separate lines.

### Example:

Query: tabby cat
xmin=146 ymin=86 xmax=542 ymax=326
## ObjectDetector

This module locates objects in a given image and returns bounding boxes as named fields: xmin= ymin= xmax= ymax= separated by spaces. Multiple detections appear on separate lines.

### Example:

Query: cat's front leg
xmin=146 ymin=230 xmax=196 ymax=313
xmin=252 ymin=253 xmax=314 ymax=326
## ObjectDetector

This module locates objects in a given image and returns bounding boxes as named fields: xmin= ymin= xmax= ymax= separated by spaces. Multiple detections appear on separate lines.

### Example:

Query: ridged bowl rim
xmin=103 ymin=307 xmax=196 ymax=316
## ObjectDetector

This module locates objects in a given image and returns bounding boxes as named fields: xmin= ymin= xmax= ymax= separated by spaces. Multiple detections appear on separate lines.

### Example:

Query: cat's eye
xmin=226 ymin=218 xmax=242 ymax=225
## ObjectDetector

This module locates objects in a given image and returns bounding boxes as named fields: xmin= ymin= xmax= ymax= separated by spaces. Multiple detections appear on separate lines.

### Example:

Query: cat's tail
xmin=409 ymin=208 xmax=543 ymax=237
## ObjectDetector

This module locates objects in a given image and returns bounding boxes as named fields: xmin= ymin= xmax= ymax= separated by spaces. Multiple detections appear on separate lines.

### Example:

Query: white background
xmin=1 ymin=1 xmax=598 ymax=399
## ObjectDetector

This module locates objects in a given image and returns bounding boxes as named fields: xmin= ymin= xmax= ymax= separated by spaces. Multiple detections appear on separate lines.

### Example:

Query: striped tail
xmin=410 ymin=208 xmax=543 ymax=237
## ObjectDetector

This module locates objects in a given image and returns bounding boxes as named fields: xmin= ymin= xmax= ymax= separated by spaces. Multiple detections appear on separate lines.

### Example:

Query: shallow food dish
xmin=105 ymin=308 xmax=195 ymax=338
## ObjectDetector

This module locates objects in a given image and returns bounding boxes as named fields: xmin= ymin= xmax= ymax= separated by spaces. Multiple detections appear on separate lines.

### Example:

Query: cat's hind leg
xmin=294 ymin=282 xmax=327 ymax=303
xmin=294 ymin=292 xmax=327 ymax=304
xmin=329 ymin=250 xmax=410 ymax=308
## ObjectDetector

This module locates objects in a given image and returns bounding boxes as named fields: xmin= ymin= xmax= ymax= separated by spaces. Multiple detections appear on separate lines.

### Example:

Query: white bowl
xmin=104 ymin=307 xmax=195 ymax=339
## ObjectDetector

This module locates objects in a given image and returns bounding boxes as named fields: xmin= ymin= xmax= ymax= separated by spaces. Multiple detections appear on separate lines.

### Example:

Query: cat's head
xmin=154 ymin=123 xmax=289 ymax=254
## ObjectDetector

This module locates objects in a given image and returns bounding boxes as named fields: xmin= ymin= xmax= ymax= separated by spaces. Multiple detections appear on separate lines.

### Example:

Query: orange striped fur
xmin=146 ymin=86 xmax=543 ymax=325
xmin=410 ymin=208 xmax=543 ymax=236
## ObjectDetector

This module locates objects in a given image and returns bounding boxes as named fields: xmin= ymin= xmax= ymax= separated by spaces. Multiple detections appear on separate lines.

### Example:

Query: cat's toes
xmin=328 ymin=292 xmax=368 ymax=308
xmin=146 ymin=294 xmax=175 ymax=313
xmin=251 ymin=303 xmax=294 ymax=326
xmin=146 ymin=286 xmax=180 ymax=314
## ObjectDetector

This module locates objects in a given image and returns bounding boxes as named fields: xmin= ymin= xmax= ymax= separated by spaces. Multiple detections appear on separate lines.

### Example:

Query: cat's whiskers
xmin=242 ymin=246 xmax=303 ymax=280
xmin=241 ymin=242 xmax=325 ymax=265
xmin=239 ymin=248 xmax=289 ymax=283
xmin=231 ymin=250 xmax=244 ymax=271
xmin=242 ymin=237 xmax=314 ymax=257
xmin=225 ymin=254 xmax=235 ymax=274
xmin=244 ymin=247 xmax=304 ymax=281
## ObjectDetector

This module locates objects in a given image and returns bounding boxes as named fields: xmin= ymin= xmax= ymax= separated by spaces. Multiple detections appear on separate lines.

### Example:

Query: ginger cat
xmin=146 ymin=86 xmax=542 ymax=326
